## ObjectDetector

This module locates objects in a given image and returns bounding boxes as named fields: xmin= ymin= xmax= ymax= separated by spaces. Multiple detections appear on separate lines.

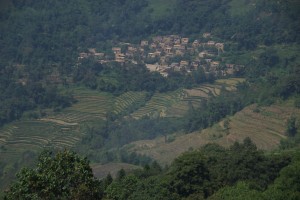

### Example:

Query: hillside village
xmin=78 ymin=33 xmax=244 ymax=78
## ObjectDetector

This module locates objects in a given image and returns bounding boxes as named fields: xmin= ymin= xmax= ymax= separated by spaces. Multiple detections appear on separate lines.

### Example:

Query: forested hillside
xmin=0 ymin=0 xmax=300 ymax=198
xmin=0 ymin=0 xmax=299 ymax=124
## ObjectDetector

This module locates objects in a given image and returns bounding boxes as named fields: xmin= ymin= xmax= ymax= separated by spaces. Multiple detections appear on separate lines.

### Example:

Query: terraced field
xmin=215 ymin=78 xmax=244 ymax=90
xmin=113 ymin=91 xmax=148 ymax=114
xmin=167 ymin=78 xmax=245 ymax=117
xmin=226 ymin=104 xmax=297 ymax=149
xmin=0 ymin=88 xmax=115 ymax=165
xmin=0 ymin=79 xmax=246 ymax=170
xmin=0 ymin=120 xmax=83 ymax=161
xmin=125 ymin=103 xmax=300 ymax=165
xmin=131 ymin=89 xmax=185 ymax=118
xmin=50 ymin=89 xmax=114 ymax=123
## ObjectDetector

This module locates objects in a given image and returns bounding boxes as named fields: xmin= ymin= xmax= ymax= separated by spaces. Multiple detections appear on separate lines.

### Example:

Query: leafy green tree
xmin=4 ymin=150 xmax=103 ymax=200
xmin=208 ymin=182 xmax=263 ymax=200
xmin=286 ymin=116 xmax=297 ymax=137
xmin=116 ymin=169 xmax=126 ymax=181
xmin=105 ymin=174 xmax=139 ymax=200
xmin=167 ymin=151 xmax=210 ymax=198
xmin=263 ymin=156 xmax=300 ymax=200
xmin=129 ymin=176 xmax=180 ymax=200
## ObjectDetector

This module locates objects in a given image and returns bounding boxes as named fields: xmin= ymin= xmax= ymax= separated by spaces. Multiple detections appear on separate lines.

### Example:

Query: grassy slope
xmin=125 ymin=103 xmax=300 ymax=166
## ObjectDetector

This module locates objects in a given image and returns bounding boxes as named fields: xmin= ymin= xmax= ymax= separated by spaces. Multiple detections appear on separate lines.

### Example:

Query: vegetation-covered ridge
xmin=4 ymin=140 xmax=300 ymax=199
xmin=0 ymin=0 xmax=299 ymax=125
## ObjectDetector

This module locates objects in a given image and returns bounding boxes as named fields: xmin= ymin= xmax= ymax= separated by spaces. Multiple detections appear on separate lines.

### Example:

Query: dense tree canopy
xmin=4 ymin=139 xmax=299 ymax=199
xmin=102 ymin=139 xmax=294 ymax=199
xmin=4 ymin=150 xmax=103 ymax=200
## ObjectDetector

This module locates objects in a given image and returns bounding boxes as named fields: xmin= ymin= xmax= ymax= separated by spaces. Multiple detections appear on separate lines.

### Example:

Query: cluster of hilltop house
xmin=78 ymin=33 xmax=243 ymax=78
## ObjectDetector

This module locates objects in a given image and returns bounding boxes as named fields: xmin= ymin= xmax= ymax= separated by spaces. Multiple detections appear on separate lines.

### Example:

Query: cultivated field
xmin=130 ymin=89 xmax=185 ymax=118
xmin=113 ymin=91 xmax=148 ymax=115
xmin=166 ymin=78 xmax=245 ymax=117
xmin=0 ymin=88 xmax=113 ymax=165
xmin=0 ymin=120 xmax=83 ymax=162
xmin=0 ymin=78 xmax=246 ymax=171
xmin=50 ymin=89 xmax=114 ymax=123
xmin=125 ymin=103 xmax=300 ymax=165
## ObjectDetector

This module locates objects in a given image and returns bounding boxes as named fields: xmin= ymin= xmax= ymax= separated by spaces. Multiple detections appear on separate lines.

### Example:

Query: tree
xmin=105 ymin=175 xmax=139 ymax=200
xmin=4 ymin=150 xmax=103 ymax=200
xmin=286 ymin=116 xmax=297 ymax=137
xmin=167 ymin=151 xmax=210 ymax=198
xmin=263 ymin=158 xmax=300 ymax=200
xmin=209 ymin=182 xmax=263 ymax=200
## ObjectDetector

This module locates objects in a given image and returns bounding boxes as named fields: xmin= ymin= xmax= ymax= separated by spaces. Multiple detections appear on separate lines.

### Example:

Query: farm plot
xmin=113 ymin=91 xmax=147 ymax=114
xmin=220 ymin=104 xmax=296 ymax=149
xmin=179 ymin=78 xmax=245 ymax=108
xmin=215 ymin=78 xmax=245 ymax=90
xmin=156 ymin=78 xmax=246 ymax=118
xmin=0 ymin=120 xmax=82 ymax=162
xmin=126 ymin=103 xmax=299 ymax=165
xmin=49 ymin=89 xmax=114 ymax=123
xmin=131 ymin=89 xmax=184 ymax=118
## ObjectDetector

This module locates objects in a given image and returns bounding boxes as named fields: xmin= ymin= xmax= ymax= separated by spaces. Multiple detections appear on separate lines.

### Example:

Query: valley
xmin=0 ymin=0 xmax=299 ymax=198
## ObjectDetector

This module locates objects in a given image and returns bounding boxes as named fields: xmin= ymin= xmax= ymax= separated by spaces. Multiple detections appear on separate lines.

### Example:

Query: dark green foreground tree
xmin=4 ymin=150 xmax=103 ymax=200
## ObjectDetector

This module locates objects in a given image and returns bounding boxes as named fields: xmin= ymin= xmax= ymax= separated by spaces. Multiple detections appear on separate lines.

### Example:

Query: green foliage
xmin=295 ymin=96 xmax=300 ymax=108
xmin=286 ymin=116 xmax=297 ymax=137
xmin=101 ymin=139 xmax=293 ymax=199
xmin=105 ymin=174 xmax=139 ymax=200
xmin=167 ymin=151 xmax=210 ymax=198
xmin=264 ymin=158 xmax=300 ymax=199
xmin=0 ymin=77 xmax=75 ymax=126
xmin=4 ymin=150 xmax=103 ymax=200
xmin=1 ymin=1 xmax=300 ymax=197
xmin=76 ymin=116 xmax=184 ymax=164
xmin=4 ymin=139 xmax=297 ymax=199
xmin=0 ymin=0 xmax=299 ymax=127
xmin=128 ymin=176 xmax=180 ymax=200
xmin=185 ymin=89 xmax=245 ymax=132
xmin=209 ymin=182 xmax=263 ymax=200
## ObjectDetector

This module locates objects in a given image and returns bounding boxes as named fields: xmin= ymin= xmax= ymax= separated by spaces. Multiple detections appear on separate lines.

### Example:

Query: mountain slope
xmin=125 ymin=103 xmax=300 ymax=165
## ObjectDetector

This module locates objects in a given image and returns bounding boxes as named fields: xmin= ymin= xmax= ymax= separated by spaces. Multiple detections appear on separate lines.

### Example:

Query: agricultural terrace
xmin=126 ymin=103 xmax=299 ymax=165
xmin=0 ymin=120 xmax=82 ymax=163
xmin=130 ymin=89 xmax=184 ymax=119
xmin=113 ymin=91 xmax=148 ymax=115
xmin=166 ymin=78 xmax=245 ymax=117
xmin=0 ymin=79 xmax=245 ymax=165
xmin=49 ymin=88 xmax=114 ymax=123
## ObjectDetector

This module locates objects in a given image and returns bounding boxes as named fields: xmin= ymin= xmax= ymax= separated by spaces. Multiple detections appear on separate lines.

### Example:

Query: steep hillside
xmin=125 ymin=103 xmax=300 ymax=165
